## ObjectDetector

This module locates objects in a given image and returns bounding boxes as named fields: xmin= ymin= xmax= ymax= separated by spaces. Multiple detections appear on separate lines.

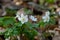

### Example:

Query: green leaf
xmin=39 ymin=20 xmax=45 ymax=27
xmin=49 ymin=18 xmax=56 ymax=25
xmin=32 ymin=23 xmax=39 ymax=28
xmin=2 ymin=17 xmax=15 ymax=27
xmin=14 ymin=22 xmax=22 ymax=27
xmin=23 ymin=29 xmax=38 ymax=40
xmin=25 ymin=22 xmax=33 ymax=28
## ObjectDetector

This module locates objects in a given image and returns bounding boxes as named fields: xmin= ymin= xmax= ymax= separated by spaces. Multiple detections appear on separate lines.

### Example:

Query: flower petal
xmin=45 ymin=11 xmax=50 ymax=16
xmin=29 ymin=15 xmax=37 ymax=21
xmin=42 ymin=15 xmax=50 ymax=22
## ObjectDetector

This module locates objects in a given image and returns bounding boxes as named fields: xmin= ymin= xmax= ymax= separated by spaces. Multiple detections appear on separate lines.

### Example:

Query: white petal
xmin=18 ymin=17 xmax=21 ymax=21
xmin=24 ymin=15 xmax=28 ymax=22
xmin=42 ymin=15 xmax=50 ymax=22
xmin=42 ymin=16 xmax=46 ymax=19
xmin=16 ymin=15 xmax=20 ymax=18
xmin=29 ymin=15 xmax=37 ymax=21
xmin=21 ymin=14 xmax=24 ymax=17
xmin=29 ymin=15 xmax=34 ymax=19
xmin=45 ymin=11 xmax=50 ymax=16
xmin=25 ymin=15 xmax=28 ymax=19
xmin=33 ymin=18 xmax=37 ymax=21
xmin=21 ymin=21 xmax=25 ymax=24
xmin=46 ymin=16 xmax=50 ymax=22
xmin=25 ymin=18 xmax=28 ymax=22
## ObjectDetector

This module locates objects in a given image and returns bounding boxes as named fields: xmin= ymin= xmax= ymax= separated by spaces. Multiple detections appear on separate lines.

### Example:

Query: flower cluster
xmin=15 ymin=10 xmax=55 ymax=26
xmin=15 ymin=8 xmax=38 ymax=24
xmin=16 ymin=13 xmax=37 ymax=24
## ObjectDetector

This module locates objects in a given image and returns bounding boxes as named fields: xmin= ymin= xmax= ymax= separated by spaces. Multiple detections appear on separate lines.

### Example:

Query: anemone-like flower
xmin=29 ymin=15 xmax=37 ymax=21
xmin=18 ymin=14 xmax=28 ymax=24
xmin=42 ymin=11 xmax=50 ymax=22
xmin=42 ymin=15 xmax=50 ymax=22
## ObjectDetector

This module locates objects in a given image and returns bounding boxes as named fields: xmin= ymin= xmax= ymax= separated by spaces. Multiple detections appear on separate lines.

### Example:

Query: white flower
xmin=18 ymin=14 xmax=28 ymax=24
xmin=29 ymin=15 xmax=37 ymax=21
xmin=45 ymin=11 xmax=50 ymax=16
xmin=42 ymin=11 xmax=50 ymax=22
xmin=42 ymin=15 xmax=50 ymax=22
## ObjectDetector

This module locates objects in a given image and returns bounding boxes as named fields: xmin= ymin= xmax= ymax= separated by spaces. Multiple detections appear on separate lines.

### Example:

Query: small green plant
xmin=0 ymin=17 xmax=39 ymax=40
xmin=0 ymin=8 xmax=56 ymax=40
xmin=39 ymin=11 xmax=56 ymax=27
